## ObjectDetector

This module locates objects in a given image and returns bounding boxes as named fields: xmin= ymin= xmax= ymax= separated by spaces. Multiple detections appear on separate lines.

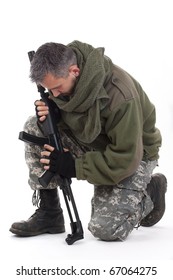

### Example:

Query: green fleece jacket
xmin=51 ymin=41 xmax=161 ymax=185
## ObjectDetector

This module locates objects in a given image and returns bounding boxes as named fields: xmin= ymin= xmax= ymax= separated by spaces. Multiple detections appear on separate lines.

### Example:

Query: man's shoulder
xmin=104 ymin=64 xmax=139 ymax=110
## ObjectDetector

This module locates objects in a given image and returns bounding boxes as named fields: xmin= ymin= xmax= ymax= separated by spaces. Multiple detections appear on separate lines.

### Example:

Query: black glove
xmin=35 ymin=98 xmax=61 ymax=123
xmin=49 ymin=149 xmax=76 ymax=179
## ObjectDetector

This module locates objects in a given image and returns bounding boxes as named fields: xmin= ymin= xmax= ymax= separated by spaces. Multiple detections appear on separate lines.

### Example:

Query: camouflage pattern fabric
xmin=24 ymin=115 xmax=157 ymax=241
xmin=88 ymin=160 xmax=157 ymax=241
xmin=24 ymin=116 xmax=85 ymax=191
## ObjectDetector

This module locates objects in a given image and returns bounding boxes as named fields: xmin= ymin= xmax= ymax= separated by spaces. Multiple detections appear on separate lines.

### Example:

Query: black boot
xmin=140 ymin=173 xmax=167 ymax=227
xmin=9 ymin=188 xmax=65 ymax=236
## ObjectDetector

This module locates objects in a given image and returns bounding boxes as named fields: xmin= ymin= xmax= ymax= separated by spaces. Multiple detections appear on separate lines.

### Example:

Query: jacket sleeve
xmin=75 ymin=99 xmax=143 ymax=185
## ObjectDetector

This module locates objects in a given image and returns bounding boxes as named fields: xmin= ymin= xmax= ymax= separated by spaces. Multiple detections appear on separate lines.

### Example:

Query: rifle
xmin=19 ymin=51 xmax=84 ymax=245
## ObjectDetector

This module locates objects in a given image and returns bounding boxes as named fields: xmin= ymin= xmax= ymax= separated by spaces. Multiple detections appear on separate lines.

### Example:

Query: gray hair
xmin=30 ymin=42 xmax=77 ymax=83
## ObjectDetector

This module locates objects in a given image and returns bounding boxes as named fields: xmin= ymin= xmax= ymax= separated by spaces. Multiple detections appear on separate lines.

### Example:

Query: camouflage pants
xmin=88 ymin=160 xmax=157 ymax=241
xmin=24 ymin=116 xmax=157 ymax=241
xmin=24 ymin=116 xmax=84 ymax=190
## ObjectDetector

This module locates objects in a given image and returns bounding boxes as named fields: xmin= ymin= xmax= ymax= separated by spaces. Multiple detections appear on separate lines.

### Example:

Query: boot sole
xmin=9 ymin=226 xmax=65 ymax=237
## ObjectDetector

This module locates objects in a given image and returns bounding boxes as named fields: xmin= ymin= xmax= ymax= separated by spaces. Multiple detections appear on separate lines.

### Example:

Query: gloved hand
xmin=35 ymin=99 xmax=48 ymax=123
xmin=40 ymin=144 xmax=76 ymax=179
xmin=35 ymin=98 xmax=61 ymax=123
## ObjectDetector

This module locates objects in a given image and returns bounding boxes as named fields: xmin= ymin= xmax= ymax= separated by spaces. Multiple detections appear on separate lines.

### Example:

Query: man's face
xmin=40 ymin=66 xmax=80 ymax=98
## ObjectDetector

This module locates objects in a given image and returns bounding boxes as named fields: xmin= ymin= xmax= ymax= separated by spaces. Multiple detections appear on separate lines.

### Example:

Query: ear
xmin=69 ymin=65 xmax=80 ymax=77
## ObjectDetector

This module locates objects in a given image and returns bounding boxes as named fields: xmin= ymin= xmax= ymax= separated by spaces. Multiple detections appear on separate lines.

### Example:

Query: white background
xmin=0 ymin=0 xmax=173 ymax=279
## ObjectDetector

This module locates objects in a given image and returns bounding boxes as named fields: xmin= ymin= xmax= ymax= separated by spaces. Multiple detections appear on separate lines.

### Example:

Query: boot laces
xmin=32 ymin=190 xmax=41 ymax=207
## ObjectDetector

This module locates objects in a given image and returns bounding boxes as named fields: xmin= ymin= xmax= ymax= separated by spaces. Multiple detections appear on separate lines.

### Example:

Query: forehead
xmin=41 ymin=73 xmax=65 ymax=89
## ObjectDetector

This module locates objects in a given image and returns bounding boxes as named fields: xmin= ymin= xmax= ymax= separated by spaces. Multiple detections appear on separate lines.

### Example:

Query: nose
xmin=51 ymin=89 xmax=61 ymax=97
